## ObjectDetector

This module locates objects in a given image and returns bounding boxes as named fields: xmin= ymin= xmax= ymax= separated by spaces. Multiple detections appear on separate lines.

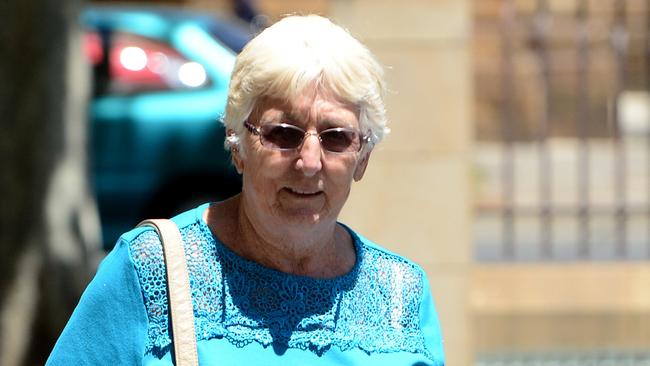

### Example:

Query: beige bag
xmin=138 ymin=219 xmax=199 ymax=366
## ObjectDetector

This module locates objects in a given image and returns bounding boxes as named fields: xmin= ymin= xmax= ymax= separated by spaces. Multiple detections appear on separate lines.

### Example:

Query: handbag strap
xmin=138 ymin=219 xmax=199 ymax=366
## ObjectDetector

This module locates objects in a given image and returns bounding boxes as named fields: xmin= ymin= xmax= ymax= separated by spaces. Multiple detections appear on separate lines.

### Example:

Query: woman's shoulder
xmin=119 ymin=203 xmax=208 ymax=242
xmin=117 ymin=202 xmax=210 ymax=259
xmin=115 ymin=202 xmax=216 ymax=355
xmin=346 ymin=225 xmax=428 ymax=282
xmin=336 ymin=226 xmax=441 ymax=363
xmin=344 ymin=225 xmax=431 ymax=309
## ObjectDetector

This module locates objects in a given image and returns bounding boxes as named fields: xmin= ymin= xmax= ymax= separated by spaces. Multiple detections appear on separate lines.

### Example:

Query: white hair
xmin=222 ymin=14 xmax=389 ymax=153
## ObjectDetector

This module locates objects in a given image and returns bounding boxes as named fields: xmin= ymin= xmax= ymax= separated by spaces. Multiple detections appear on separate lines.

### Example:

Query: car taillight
xmin=84 ymin=30 xmax=209 ymax=94
xmin=112 ymin=33 xmax=208 ymax=91
xmin=118 ymin=46 xmax=147 ymax=71
xmin=84 ymin=31 xmax=104 ymax=65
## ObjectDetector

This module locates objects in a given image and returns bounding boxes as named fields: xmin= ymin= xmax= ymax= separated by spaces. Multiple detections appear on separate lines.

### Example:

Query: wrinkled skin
xmin=208 ymin=87 xmax=371 ymax=278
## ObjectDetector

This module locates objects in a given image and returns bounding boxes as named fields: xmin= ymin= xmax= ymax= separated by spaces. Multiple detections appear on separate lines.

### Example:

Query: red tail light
xmin=84 ymin=31 xmax=209 ymax=94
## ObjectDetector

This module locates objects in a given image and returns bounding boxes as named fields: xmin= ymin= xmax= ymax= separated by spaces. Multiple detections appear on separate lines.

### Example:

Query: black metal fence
xmin=474 ymin=0 xmax=650 ymax=261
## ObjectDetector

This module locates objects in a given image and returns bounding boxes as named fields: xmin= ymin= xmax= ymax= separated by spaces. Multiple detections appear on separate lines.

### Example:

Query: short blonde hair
xmin=222 ymin=14 xmax=388 ymax=152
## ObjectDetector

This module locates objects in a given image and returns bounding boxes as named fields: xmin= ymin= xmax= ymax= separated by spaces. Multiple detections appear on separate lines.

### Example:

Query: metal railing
xmin=475 ymin=0 xmax=650 ymax=261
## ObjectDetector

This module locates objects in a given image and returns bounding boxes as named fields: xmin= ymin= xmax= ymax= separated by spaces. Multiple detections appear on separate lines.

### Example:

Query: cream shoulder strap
xmin=138 ymin=219 xmax=199 ymax=366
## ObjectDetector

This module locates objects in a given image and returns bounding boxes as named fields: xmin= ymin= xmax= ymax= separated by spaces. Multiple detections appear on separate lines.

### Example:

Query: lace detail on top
xmin=128 ymin=221 xmax=434 ymax=361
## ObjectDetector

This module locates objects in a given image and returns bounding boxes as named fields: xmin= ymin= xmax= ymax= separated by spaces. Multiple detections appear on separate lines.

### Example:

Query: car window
xmin=203 ymin=18 xmax=252 ymax=53
xmin=85 ymin=31 xmax=212 ymax=95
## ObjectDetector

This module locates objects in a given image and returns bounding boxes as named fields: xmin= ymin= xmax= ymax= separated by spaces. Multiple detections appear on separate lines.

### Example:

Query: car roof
xmin=82 ymin=4 xmax=252 ymax=52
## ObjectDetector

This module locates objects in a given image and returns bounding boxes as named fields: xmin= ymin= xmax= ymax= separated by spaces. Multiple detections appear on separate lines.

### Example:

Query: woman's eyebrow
xmin=282 ymin=112 xmax=300 ymax=124
xmin=319 ymin=118 xmax=354 ymax=128
xmin=260 ymin=110 xmax=285 ymax=124
xmin=280 ymin=111 xmax=354 ymax=128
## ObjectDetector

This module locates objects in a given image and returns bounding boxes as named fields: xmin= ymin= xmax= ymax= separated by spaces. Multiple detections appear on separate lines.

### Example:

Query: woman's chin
xmin=276 ymin=205 xmax=327 ymax=224
xmin=273 ymin=199 xmax=331 ymax=225
xmin=277 ymin=189 xmax=326 ymax=211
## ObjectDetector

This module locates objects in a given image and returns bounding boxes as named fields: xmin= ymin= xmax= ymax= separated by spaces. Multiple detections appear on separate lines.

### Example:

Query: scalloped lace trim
xmin=129 ymin=222 xmax=434 ymax=361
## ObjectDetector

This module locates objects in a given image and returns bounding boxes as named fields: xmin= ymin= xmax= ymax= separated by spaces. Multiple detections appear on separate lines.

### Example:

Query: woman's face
xmin=233 ymin=88 xmax=370 ymax=230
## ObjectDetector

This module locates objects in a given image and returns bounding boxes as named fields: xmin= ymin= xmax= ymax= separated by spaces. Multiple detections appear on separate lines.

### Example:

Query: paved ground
xmin=476 ymin=351 xmax=650 ymax=366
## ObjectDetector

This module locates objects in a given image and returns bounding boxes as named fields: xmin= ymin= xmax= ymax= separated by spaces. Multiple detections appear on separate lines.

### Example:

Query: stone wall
xmin=329 ymin=1 xmax=474 ymax=365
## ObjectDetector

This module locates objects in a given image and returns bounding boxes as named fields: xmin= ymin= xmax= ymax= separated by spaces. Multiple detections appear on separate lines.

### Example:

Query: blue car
xmin=82 ymin=6 xmax=251 ymax=249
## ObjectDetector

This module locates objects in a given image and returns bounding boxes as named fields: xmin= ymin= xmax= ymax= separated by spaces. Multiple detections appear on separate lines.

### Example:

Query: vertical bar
xmin=646 ymin=0 xmax=650 ymax=258
xmin=531 ymin=0 xmax=553 ymax=258
xmin=500 ymin=0 xmax=516 ymax=260
xmin=611 ymin=0 xmax=629 ymax=258
xmin=644 ymin=0 xmax=650 ymax=87
xmin=576 ymin=0 xmax=591 ymax=258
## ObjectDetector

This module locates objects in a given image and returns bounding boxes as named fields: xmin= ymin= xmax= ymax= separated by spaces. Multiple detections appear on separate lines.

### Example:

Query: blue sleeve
xmin=419 ymin=273 xmax=445 ymax=365
xmin=46 ymin=238 xmax=149 ymax=365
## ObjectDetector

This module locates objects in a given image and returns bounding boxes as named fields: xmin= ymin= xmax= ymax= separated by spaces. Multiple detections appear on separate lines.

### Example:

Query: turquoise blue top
xmin=47 ymin=203 xmax=445 ymax=365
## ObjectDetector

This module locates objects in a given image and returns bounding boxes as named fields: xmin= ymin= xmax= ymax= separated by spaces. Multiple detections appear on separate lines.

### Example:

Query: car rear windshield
xmin=203 ymin=18 xmax=252 ymax=53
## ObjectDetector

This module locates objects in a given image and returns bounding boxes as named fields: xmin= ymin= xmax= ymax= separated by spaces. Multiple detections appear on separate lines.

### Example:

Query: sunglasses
xmin=244 ymin=121 xmax=368 ymax=153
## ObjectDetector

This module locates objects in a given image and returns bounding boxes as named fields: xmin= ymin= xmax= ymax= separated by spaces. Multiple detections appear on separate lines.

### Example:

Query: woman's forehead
xmin=254 ymin=91 xmax=359 ymax=120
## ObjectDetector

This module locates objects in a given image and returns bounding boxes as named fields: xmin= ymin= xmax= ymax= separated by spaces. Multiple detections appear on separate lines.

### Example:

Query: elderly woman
xmin=48 ymin=15 xmax=444 ymax=366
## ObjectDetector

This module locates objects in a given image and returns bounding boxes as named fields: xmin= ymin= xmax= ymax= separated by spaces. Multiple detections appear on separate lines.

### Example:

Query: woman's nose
xmin=295 ymin=134 xmax=323 ymax=176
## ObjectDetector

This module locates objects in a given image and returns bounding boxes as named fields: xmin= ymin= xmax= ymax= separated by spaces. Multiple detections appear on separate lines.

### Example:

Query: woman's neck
xmin=206 ymin=195 xmax=356 ymax=278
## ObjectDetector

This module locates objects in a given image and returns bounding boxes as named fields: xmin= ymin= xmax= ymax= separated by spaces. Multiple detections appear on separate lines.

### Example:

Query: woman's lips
xmin=283 ymin=187 xmax=323 ymax=197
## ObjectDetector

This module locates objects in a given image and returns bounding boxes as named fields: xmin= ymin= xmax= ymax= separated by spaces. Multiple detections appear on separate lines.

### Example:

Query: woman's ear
xmin=232 ymin=149 xmax=244 ymax=174
xmin=228 ymin=129 xmax=244 ymax=174
xmin=353 ymin=151 xmax=371 ymax=182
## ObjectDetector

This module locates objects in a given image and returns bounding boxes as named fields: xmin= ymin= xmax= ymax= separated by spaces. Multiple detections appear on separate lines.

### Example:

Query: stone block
xmin=259 ymin=0 xmax=329 ymax=20
xmin=471 ymin=263 xmax=650 ymax=313
xmin=329 ymin=0 xmax=470 ymax=42
xmin=369 ymin=45 xmax=473 ymax=156
xmin=475 ymin=312 xmax=650 ymax=352
xmin=341 ymin=154 xmax=473 ymax=266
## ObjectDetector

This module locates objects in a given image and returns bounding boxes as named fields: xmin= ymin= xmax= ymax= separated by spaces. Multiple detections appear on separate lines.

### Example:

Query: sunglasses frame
xmin=244 ymin=121 xmax=370 ymax=153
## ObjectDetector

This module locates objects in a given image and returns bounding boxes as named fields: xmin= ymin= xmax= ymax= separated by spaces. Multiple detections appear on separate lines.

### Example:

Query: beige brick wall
xmin=258 ymin=0 xmax=329 ymax=19
xmin=330 ymin=1 xmax=475 ymax=365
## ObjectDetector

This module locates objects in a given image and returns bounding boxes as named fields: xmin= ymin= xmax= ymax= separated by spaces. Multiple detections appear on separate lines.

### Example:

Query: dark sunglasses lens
xmin=260 ymin=124 xmax=304 ymax=149
xmin=320 ymin=129 xmax=360 ymax=153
